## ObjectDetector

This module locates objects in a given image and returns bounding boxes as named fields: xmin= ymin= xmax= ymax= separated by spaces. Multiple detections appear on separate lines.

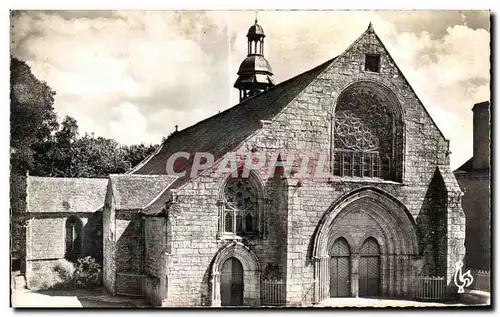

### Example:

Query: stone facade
xmin=23 ymin=176 xmax=107 ymax=287
xmin=99 ymin=24 xmax=466 ymax=307
xmin=19 ymin=22 xmax=468 ymax=307
xmin=102 ymin=174 xmax=175 ymax=296
xmin=454 ymin=101 xmax=491 ymax=271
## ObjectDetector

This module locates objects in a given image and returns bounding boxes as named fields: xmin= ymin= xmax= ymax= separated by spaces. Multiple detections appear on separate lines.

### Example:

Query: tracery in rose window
xmin=334 ymin=87 xmax=393 ymax=153
xmin=333 ymin=86 xmax=398 ymax=180
xmin=223 ymin=178 xmax=257 ymax=234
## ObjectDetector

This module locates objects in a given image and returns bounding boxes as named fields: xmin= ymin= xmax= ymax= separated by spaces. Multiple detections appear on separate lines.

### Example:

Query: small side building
xmin=24 ymin=176 xmax=108 ymax=287
xmin=102 ymin=174 xmax=177 ymax=300
xmin=454 ymin=101 xmax=491 ymax=271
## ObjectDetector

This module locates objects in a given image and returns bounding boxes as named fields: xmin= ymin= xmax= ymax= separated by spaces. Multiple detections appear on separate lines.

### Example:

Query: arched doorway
xmin=312 ymin=188 xmax=419 ymax=302
xmin=211 ymin=242 xmax=261 ymax=306
xmin=220 ymin=257 xmax=244 ymax=306
xmin=359 ymin=237 xmax=381 ymax=297
xmin=329 ymin=237 xmax=351 ymax=297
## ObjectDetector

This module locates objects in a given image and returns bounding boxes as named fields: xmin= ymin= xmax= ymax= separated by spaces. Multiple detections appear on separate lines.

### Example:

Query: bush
xmin=73 ymin=256 xmax=102 ymax=288
xmin=27 ymin=260 xmax=75 ymax=290
xmin=28 ymin=269 xmax=65 ymax=291
xmin=53 ymin=259 xmax=75 ymax=282
xmin=27 ymin=257 xmax=103 ymax=291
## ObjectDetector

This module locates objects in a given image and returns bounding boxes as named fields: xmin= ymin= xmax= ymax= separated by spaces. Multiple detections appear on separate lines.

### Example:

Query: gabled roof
xmin=130 ymin=56 xmax=336 ymax=188
xmin=108 ymin=174 xmax=177 ymax=210
xmin=26 ymin=176 xmax=107 ymax=213
xmin=454 ymin=157 xmax=474 ymax=173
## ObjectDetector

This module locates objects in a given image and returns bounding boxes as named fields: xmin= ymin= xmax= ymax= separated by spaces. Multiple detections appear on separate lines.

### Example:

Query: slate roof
xmin=130 ymin=56 xmax=337 ymax=189
xmin=26 ymin=176 xmax=108 ymax=213
xmin=108 ymin=174 xmax=177 ymax=210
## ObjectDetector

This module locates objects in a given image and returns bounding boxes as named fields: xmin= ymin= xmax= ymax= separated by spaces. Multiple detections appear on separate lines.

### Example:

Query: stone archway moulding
xmin=313 ymin=187 xmax=419 ymax=259
xmin=311 ymin=187 xmax=420 ymax=301
xmin=212 ymin=241 xmax=261 ymax=275
xmin=211 ymin=241 xmax=261 ymax=307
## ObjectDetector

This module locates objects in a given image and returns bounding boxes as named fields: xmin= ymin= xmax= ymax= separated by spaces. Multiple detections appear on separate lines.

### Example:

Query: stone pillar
xmin=319 ymin=255 xmax=329 ymax=301
xmin=382 ymin=254 xmax=389 ymax=297
xmin=313 ymin=257 xmax=320 ymax=303
xmin=351 ymin=254 xmax=359 ymax=297
xmin=402 ymin=255 xmax=408 ymax=297
xmin=396 ymin=255 xmax=403 ymax=297
xmin=389 ymin=255 xmax=395 ymax=297
xmin=314 ymin=255 xmax=329 ymax=302
xmin=211 ymin=272 xmax=221 ymax=307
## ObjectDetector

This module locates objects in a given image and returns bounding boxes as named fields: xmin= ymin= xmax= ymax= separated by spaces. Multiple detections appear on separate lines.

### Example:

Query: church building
xmin=23 ymin=19 xmax=467 ymax=307
xmin=101 ymin=20 xmax=466 ymax=306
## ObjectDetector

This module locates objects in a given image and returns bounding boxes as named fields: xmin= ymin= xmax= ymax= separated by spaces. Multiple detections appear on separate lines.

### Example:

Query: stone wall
xmin=103 ymin=184 xmax=116 ymax=293
xmin=114 ymin=212 xmax=144 ymax=295
xmin=455 ymin=171 xmax=490 ymax=270
xmin=25 ymin=213 xmax=101 ymax=287
xmin=141 ymin=27 xmax=465 ymax=306
xmin=143 ymin=216 xmax=167 ymax=305
xmin=236 ymin=26 xmax=463 ymax=304
xmin=28 ymin=216 xmax=67 ymax=261
xmin=159 ymin=173 xmax=290 ymax=307
xmin=144 ymin=217 xmax=166 ymax=277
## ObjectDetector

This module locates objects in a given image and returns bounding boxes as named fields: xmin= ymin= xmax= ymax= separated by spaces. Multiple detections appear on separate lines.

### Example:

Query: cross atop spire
xmin=367 ymin=22 xmax=374 ymax=33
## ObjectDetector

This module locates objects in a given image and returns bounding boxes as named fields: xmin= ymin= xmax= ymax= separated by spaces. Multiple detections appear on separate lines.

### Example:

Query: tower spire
xmin=233 ymin=16 xmax=275 ymax=102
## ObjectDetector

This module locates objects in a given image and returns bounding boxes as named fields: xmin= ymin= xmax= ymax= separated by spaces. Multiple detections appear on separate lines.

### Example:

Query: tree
xmin=10 ymin=57 xmax=58 ymax=175
xmin=33 ymin=116 xmax=79 ymax=177
xmin=10 ymin=56 xmax=58 ymax=268
xmin=69 ymin=134 xmax=131 ymax=178
xmin=123 ymin=143 xmax=157 ymax=168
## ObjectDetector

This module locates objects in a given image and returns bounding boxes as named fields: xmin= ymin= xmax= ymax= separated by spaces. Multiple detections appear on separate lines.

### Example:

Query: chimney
xmin=472 ymin=101 xmax=490 ymax=170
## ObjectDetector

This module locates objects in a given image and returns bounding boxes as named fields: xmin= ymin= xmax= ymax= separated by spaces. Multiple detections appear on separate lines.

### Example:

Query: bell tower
xmin=234 ymin=17 xmax=275 ymax=102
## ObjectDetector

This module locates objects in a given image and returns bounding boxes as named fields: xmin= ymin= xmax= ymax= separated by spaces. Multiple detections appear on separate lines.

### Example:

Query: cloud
xmin=10 ymin=10 xmax=490 ymax=169
xmin=109 ymin=102 xmax=162 ymax=145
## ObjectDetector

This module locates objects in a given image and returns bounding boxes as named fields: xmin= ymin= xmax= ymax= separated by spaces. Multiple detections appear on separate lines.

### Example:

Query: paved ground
xmin=11 ymin=285 xmax=488 ymax=308
xmin=11 ymin=287 xmax=149 ymax=308
xmin=316 ymin=297 xmax=468 ymax=308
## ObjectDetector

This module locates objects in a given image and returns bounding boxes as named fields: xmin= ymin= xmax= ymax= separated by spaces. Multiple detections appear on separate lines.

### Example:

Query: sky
xmin=9 ymin=10 xmax=490 ymax=170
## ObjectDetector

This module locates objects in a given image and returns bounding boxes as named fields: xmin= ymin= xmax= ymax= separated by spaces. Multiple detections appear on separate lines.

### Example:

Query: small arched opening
xmin=65 ymin=215 xmax=83 ymax=261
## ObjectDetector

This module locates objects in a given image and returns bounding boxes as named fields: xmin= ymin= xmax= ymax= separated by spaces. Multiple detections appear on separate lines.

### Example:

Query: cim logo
xmin=453 ymin=261 xmax=473 ymax=293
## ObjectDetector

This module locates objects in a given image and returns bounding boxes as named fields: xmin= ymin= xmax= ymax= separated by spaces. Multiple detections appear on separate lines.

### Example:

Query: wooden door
xmin=359 ymin=238 xmax=381 ymax=297
xmin=329 ymin=237 xmax=351 ymax=297
xmin=220 ymin=257 xmax=244 ymax=306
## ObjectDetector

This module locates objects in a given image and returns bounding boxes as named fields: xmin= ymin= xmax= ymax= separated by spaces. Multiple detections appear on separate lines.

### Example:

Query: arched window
xmin=222 ymin=176 xmax=258 ymax=236
xmin=333 ymin=83 xmax=403 ymax=181
xmin=65 ymin=215 xmax=83 ymax=261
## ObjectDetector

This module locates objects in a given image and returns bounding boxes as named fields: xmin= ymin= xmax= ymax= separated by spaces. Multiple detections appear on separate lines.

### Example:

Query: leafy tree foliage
xmin=10 ymin=56 xmax=158 ymax=265
xmin=10 ymin=57 xmax=58 ymax=174
xmin=10 ymin=57 xmax=158 ymax=179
